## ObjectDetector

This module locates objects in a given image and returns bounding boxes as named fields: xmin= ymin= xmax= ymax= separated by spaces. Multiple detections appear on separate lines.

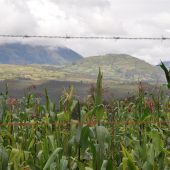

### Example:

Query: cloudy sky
xmin=0 ymin=0 xmax=170 ymax=64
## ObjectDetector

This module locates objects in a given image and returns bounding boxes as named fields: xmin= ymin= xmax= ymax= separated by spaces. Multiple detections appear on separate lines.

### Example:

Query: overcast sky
xmin=0 ymin=0 xmax=170 ymax=64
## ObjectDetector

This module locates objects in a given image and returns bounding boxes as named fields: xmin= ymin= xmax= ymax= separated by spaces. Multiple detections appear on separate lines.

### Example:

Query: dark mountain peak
xmin=0 ymin=43 xmax=83 ymax=65
xmin=55 ymin=46 xmax=83 ymax=62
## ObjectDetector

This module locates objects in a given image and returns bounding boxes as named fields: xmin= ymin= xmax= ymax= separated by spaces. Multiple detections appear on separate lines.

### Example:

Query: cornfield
xmin=0 ymin=68 xmax=170 ymax=170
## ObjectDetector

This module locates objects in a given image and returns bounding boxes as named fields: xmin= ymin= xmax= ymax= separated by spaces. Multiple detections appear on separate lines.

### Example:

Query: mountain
xmin=0 ymin=43 xmax=83 ymax=65
xmin=61 ymin=54 xmax=165 ymax=83
xmin=0 ymin=50 xmax=166 ymax=83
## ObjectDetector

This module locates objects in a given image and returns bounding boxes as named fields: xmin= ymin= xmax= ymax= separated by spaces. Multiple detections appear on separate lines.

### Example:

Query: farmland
xmin=0 ymin=69 xmax=170 ymax=170
xmin=1 ymin=0 xmax=170 ymax=168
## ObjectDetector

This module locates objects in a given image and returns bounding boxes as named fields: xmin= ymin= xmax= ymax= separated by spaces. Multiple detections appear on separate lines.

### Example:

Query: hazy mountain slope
xmin=0 ymin=53 xmax=165 ymax=83
xmin=56 ymin=47 xmax=82 ymax=62
xmin=62 ymin=54 xmax=165 ymax=82
xmin=0 ymin=43 xmax=83 ymax=65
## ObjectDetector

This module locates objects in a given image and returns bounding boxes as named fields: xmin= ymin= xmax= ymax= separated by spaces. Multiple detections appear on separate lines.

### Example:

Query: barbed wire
xmin=0 ymin=34 xmax=170 ymax=40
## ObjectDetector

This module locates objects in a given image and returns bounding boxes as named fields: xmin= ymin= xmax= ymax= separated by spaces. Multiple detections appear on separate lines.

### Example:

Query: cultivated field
xmin=0 ymin=69 xmax=169 ymax=169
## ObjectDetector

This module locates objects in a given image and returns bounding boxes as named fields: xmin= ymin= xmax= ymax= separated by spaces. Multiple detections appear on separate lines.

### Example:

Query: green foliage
xmin=0 ymin=146 xmax=8 ymax=170
xmin=0 ymin=69 xmax=169 ymax=169
xmin=121 ymin=144 xmax=139 ymax=170
xmin=43 ymin=147 xmax=63 ymax=170
xmin=160 ymin=61 xmax=170 ymax=89
xmin=95 ymin=68 xmax=103 ymax=106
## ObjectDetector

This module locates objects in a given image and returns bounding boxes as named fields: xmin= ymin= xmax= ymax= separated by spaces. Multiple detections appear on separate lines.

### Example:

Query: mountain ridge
xmin=62 ymin=54 xmax=165 ymax=83
xmin=0 ymin=43 xmax=166 ymax=83
xmin=0 ymin=43 xmax=83 ymax=65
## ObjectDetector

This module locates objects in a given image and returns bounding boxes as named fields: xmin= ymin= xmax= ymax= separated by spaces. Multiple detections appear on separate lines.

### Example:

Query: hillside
xmin=0 ymin=53 xmax=165 ymax=83
xmin=61 ymin=54 xmax=165 ymax=83
xmin=0 ymin=43 xmax=83 ymax=65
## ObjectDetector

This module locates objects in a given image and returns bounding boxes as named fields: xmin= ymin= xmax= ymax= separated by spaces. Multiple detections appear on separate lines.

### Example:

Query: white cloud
xmin=51 ymin=0 xmax=110 ymax=9
xmin=0 ymin=0 xmax=170 ymax=64
xmin=0 ymin=0 xmax=37 ymax=34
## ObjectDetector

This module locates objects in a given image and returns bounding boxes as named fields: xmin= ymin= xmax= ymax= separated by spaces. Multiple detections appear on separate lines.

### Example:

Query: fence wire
xmin=0 ymin=34 xmax=170 ymax=40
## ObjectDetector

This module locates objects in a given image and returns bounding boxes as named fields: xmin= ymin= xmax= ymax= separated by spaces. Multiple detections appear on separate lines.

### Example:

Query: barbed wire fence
xmin=0 ymin=34 xmax=170 ymax=40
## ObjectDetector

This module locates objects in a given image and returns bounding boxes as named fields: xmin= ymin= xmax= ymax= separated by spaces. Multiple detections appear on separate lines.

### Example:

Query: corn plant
xmin=0 ymin=69 xmax=169 ymax=169
xmin=160 ymin=61 xmax=170 ymax=89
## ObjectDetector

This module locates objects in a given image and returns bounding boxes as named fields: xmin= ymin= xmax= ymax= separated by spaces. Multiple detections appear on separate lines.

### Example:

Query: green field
xmin=0 ymin=61 xmax=167 ymax=102
xmin=0 ymin=69 xmax=169 ymax=170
